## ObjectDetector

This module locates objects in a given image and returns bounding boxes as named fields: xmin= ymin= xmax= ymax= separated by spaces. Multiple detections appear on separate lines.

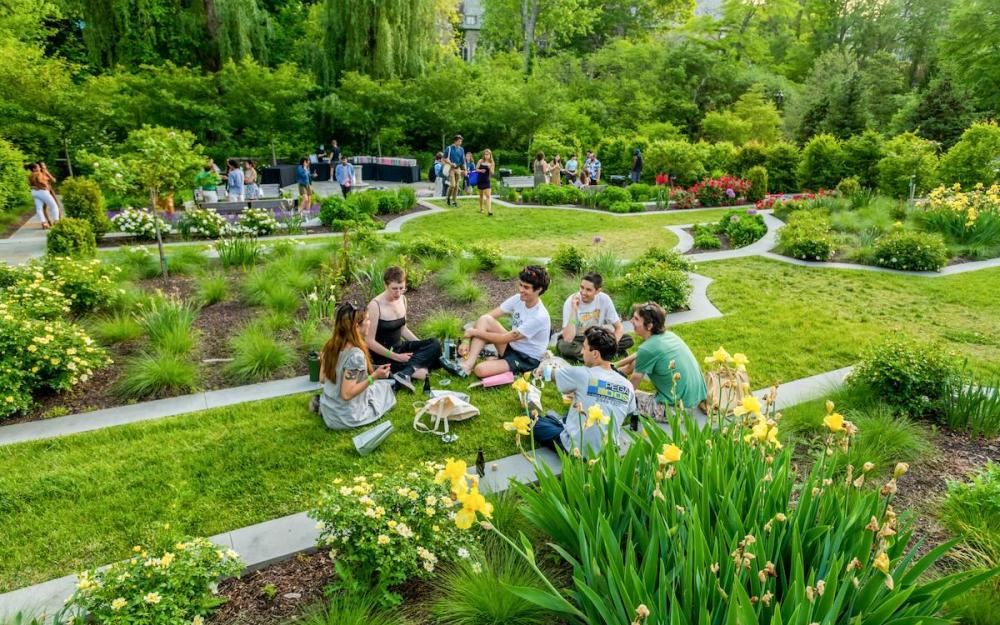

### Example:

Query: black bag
xmin=428 ymin=163 xmax=437 ymax=183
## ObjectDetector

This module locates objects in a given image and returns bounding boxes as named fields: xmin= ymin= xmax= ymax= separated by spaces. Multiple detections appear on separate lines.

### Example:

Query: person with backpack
xmin=631 ymin=148 xmax=644 ymax=184
xmin=429 ymin=152 xmax=445 ymax=197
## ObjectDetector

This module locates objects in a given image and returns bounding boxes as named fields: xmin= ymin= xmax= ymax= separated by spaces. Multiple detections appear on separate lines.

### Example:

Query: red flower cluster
xmin=689 ymin=176 xmax=752 ymax=207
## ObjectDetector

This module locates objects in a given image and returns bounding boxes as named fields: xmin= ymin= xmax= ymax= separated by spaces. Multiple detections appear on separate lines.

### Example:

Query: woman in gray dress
xmin=311 ymin=302 xmax=396 ymax=430
xmin=533 ymin=151 xmax=549 ymax=187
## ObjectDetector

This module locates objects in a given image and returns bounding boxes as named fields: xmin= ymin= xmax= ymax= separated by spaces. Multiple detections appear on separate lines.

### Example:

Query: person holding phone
xmin=311 ymin=301 xmax=396 ymax=430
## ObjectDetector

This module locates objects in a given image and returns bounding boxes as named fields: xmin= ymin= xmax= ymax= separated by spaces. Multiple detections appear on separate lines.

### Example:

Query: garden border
xmin=0 ymin=366 xmax=852 ymax=621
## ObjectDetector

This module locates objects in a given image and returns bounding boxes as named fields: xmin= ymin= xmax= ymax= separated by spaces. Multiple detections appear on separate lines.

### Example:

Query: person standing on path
xmin=533 ymin=152 xmax=549 ymax=187
xmin=335 ymin=155 xmax=355 ymax=199
xmin=296 ymin=157 xmax=313 ymax=213
xmin=26 ymin=163 xmax=59 ymax=228
xmin=477 ymin=149 xmax=495 ymax=216
xmin=330 ymin=140 xmax=341 ymax=163
xmin=226 ymin=158 xmax=245 ymax=202
xmin=630 ymin=148 xmax=644 ymax=184
xmin=37 ymin=162 xmax=63 ymax=216
xmin=585 ymin=151 xmax=602 ymax=185
xmin=464 ymin=151 xmax=477 ymax=193
xmin=244 ymin=160 xmax=260 ymax=200
xmin=195 ymin=164 xmax=219 ymax=203
xmin=565 ymin=153 xmax=579 ymax=184
xmin=550 ymin=154 xmax=563 ymax=186
xmin=443 ymin=134 xmax=465 ymax=207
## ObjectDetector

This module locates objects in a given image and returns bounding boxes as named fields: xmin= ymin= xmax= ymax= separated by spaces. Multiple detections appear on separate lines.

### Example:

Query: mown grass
xmin=401 ymin=200 xmax=733 ymax=258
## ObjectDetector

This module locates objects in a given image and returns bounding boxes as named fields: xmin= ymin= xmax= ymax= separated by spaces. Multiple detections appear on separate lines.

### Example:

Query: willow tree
xmin=312 ymin=0 xmax=445 ymax=86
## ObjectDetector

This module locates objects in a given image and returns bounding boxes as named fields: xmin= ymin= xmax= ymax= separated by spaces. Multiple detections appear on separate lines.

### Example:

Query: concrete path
xmin=0 ymin=364 xmax=852 ymax=620
xmin=0 ymin=214 xmax=47 ymax=264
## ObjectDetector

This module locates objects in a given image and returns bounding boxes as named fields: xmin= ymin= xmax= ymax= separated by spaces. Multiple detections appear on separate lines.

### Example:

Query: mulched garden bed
xmin=683 ymin=227 xmax=735 ymax=254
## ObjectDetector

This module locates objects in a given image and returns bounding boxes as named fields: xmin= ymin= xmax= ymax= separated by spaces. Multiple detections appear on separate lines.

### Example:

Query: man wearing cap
xmin=443 ymin=134 xmax=466 ymax=207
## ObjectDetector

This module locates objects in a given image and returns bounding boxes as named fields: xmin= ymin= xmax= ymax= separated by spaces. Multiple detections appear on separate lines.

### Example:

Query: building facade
xmin=458 ymin=0 xmax=483 ymax=61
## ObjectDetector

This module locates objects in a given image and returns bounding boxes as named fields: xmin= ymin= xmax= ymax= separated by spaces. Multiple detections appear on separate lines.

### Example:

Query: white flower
xmin=457 ymin=547 xmax=470 ymax=559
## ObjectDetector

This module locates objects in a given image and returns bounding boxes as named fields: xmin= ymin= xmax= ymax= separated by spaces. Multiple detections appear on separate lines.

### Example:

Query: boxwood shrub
xmin=551 ymin=244 xmax=586 ymax=274
xmin=47 ymin=217 xmax=96 ymax=258
xmin=777 ymin=210 xmax=835 ymax=261
xmin=594 ymin=186 xmax=630 ymax=210
xmin=744 ymin=165 xmax=768 ymax=202
xmin=60 ymin=177 xmax=110 ymax=238
xmin=849 ymin=335 xmax=958 ymax=416
xmin=872 ymin=230 xmax=948 ymax=272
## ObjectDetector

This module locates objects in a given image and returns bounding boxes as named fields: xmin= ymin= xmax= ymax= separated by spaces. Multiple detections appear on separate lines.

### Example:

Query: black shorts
xmin=502 ymin=347 xmax=541 ymax=374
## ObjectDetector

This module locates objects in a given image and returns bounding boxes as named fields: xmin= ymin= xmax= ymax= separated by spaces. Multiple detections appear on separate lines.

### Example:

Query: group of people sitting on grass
xmin=310 ymin=263 xmax=707 ymax=457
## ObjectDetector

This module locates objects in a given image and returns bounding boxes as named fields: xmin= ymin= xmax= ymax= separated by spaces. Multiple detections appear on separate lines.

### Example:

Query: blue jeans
xmin=532 ymin=413 xmax=566 ymax=452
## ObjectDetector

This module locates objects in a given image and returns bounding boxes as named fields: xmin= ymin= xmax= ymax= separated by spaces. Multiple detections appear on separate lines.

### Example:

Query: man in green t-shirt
xmin=194 ymin=164 xmax=219 ymax=203
xmin=616 ymin=302 xmax=707 ymax=420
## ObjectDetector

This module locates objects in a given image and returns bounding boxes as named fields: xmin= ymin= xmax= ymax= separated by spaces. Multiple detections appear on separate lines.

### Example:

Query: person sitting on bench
xmin=366 ymin=266 xmax=442 ymax=392
xmin=458 ymin=265 xmax=551 ymax=379
xmin=533 ymin=327 xmax=636 ymax=458
xmin=615 ymin=302 xmax=707 ymax=421
xmin=557 ymin=272 xmax=633 ymax=361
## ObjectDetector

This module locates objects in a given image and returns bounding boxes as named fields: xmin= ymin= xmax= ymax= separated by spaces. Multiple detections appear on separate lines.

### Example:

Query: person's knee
xmin=475 ymin=313 xmax=493 ymax=328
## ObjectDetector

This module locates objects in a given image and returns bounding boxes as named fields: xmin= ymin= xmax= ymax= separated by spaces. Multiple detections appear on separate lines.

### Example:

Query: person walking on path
xmin=26 ymin=163 xmax=59 ymax=228
xmin=335 ymin=155 xmax=355 ymax=199
xmin=477 ymin=149 xmax=495 ymax=216
xmin=464 ymin=151 xmax=477 ymax=193
xmin=365 ymin=266 xmax=443 ymax=392
xmin=296 ymin=157 xmax=313 ymax=212
xmin=431 ymin=152 xmax=446 ymax=197
xmin=37 ymin=162 xmax=63 ymax=216
xmin=226 ymin=158 xmax=245 ymax=202
xmin=630 ymin=148 xmax=644 ymax=184
xmin=330 ymin=140 xmax=341 ymax=163
xmin=533 ymin=152 xmax=549 ymax=187
xmin=443 ymin=134 xmax=465 ymax=207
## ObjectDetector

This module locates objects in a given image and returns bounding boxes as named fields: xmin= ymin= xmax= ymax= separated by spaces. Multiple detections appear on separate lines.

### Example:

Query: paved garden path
xmin=0 ymin=365 xmax=853 ymax=621
xmin=0 ymin=214 xmax=47 ymax=264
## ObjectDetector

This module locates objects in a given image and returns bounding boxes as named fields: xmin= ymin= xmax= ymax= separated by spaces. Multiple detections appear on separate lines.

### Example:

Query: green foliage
xmin=877 ymin=132 xmax=939 ymax=199
xmin=744 ymin=165 xmax=768 ymax=202
xmin=43 ymin=256 xmax=120 ymax=316
xmin=297 ymin=592 xmax=409 ymax=625
xmin=608 ymin=200 xmax=643 ymax=213
xmin=594 ymin=186 xmax=630 ymax=210
xmin=215 ymin=235 xmax=263 ymax=269
xmin=798 ymin=133 xmax=845 ymax=191
xmin=90 ymin=312 xmax=144 ymax=345
xmin=778 ymin=210 xmax=835 ymax=261
xmin=0 ymin=137 xmax=29 ymax=217
xmin=843 ymin=130 xmax=885 ymax=189
xmin=194 ymin=273 xmax=228 ymax=307
xmin=468 ymin=244 xmax=502 ymax=270
xmin=849 ymin=335 xmax=958 ymax=416
xmin=86 ymin=126 xmax=204 ymax=199
xmin=836 ymin=177 xmax=862 ymax=198
xmin=163 ymin=246 xmax=209 ymax=276
xmin=938 ymin=121 xmax=1000 ymax=188
xmin=940 ymin=371 xmax=1000 ymax=438
xmin=139 ymin=296 xmax=198 ymax=356
xmin=732 ymin=142 xmax=769 ymax=177
xmin=701 ymin=110 xmax=750 ymax=145
xmin=645 ymin=140 xmax=706 ymax=186
xmin=551 ymin=244 xmax=586 ymax=274
xmin=60 ymin=177 xmax=110 ymax=237
xmin=612 ymin=247 xmax=691 ymax=311
xmin=872 ymin=230 xmax=948 ymax=271
xmin=418 ymin=312 xmax=464 ymax=340
xmin=47 ymin=218 xmax=96 ymax=258
xmin=114 ymin=349 xmax=200 ymax=399
xmin=718 ymin=210 xmax=767 ymax=247
xmin=692 ymin=225 xmax=721 ymax=249
xmin=764 ymin=143 xmax=801 ymax=193
xmin=434 ymin=263 xmax=483 ymax=304
xmin=63 ymin=536 xmax=242 ymax=625
xmin=627 ymin=183 xmax=655 ymax=201
xmin=225 ymin=324 xmax=295 ymax=383
xmin=396 ymin=186 xmax=417 ymax=211
xmin=178 ymin=207 xmax=227 ymax=239
xmin=236 ymin=207 xmax=279 ymax=236
xmin=403 ymin=235 xmax=458 ymax=259
xmin=111 ymin=209 xmax=174 ymax=240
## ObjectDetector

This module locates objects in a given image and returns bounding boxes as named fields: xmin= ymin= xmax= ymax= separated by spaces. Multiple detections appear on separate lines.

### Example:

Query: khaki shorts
xmin=635 ymin=390 xmax=667 ymax=422
xmin=448 ymin=167 xmax=463 ymax=188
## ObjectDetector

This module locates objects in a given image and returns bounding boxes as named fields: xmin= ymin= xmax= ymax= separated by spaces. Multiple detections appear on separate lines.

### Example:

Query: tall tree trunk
xmin=203 ymin=0 xmax=221 ymax=72
xmin=63 ymin=137 xmax=74 ymax=177
xmin=150 ymin=189 xmax=169 ymax=281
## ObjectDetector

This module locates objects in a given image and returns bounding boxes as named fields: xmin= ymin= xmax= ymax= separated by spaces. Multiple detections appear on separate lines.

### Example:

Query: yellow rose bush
xmin=500 ymin=357 xmax=995 ymax=625
xmin=309 ymin=463 xmax=484 ymax=605
xmin=62 ymin=536 xmax=243 ymax=625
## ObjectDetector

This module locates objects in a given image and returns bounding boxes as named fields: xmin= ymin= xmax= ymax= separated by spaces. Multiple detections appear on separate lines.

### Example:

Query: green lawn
xmin=3 ymin=255 xmax=1000 ymax=590
xmin=400 ymin=200 xmax=733 ymax=258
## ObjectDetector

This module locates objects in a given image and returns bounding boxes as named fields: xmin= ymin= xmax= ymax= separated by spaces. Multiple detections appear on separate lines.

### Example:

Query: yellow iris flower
xmin=873 ymin=551 xmax=890 ymax=575
xmin=823 ymin=412 xmax=845 ymax=432
xmin=731 ymin=353 xmax=749 ymax=370
xmin=733 ymin=395 xmax=762 ymax=418
xmin=658 ymin=443 xmax=682 ymax=464
xmin=704 ymin=346 xmax=732 ymax=365
xmin=584 ymin=404 xmax=609 ymax=429
xmin=503 ymin=415 xmax=532 ymax=436
xmin=434 ymin=458 xmax=468 ymax=493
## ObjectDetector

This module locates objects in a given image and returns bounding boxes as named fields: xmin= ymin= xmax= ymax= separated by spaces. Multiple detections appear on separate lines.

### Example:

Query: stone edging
xmin=0 ymin=366 xmax=852 ymax=620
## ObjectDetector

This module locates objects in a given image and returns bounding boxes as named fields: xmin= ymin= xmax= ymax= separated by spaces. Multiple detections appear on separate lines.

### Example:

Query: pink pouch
xmin=480 ymin=371 xmax=515 ymax=388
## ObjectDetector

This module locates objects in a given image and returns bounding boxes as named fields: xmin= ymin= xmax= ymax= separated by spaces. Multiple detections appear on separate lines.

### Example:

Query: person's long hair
xmin=482 ymin=149 xmax=494 ymax=164
xmin=321 ymin=302 xmax=373 ymax=383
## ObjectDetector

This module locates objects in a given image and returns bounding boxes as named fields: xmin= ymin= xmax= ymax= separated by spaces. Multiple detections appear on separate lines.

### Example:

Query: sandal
xmin=41 ymin=223 xmax=51 ymax=230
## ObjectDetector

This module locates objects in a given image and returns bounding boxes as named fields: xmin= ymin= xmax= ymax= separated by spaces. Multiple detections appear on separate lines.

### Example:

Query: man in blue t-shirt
xmin=443 ymin=134 xmax=465 ymax=207
xmin=335 ymin=155 xmax=355 ymax=199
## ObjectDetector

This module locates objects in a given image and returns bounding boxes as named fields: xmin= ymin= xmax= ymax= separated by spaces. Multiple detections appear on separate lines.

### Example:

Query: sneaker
xmin=393 ymin=372 xmax=415 ymax=392
xmin=439 ymin=357 xmax=467 ymax=377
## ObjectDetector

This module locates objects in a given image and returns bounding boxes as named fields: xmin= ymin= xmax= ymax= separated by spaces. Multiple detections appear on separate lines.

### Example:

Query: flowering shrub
xmin=310 ymin=464 xmax=484 ymax=604
xmin=111 ymin=208 xmax=174 ymax=239
xmin=44 ymin=257 xmax=121 ymax=315
xmin=777 ymin=210 xmax=835 ymax=261
xmin=236 ymin=207 xmax=279 ymax=236
xmin=178 ymin=208 xmax=228 ymax=239
xmin=689 ymin=175 xmax=751 ymax=207
xmin=612 ymin=247 xmax=692 ymax=311
xmin=498 ymin=352 xmax=988 ymax=625
xmin=849 ymin=335 xmax=958 ymax=416
xmin=872 ymin=230 xmax=948 ymax=271
xmin=669 ymin=188 xmax=697 ymax=209
xmin=717 ymin=209 xmax=766 ymax=247
xmin=919 ymin=183 xmax=1000 ymax=246
xmin=64 ymin=537 xmax=243 ymax=625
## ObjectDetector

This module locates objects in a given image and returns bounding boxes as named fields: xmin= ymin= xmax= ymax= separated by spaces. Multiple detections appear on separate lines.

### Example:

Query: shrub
xmin=396 ymin=186 xmax=417 ymax=211
xmin=744 ymin=166 xmax=768 ymax=202
xmin=60 ymin=177 xmax=110 ymax=237
xmin=836 ymin=176 xmax=862 ymax=198
xmin=938 ymin=120 xmax=1000 ymax=188
xmin=849 ymin=335 xmax=958 ymax=415
xmin=225 ymin=325 xmax=294 ymax=382
xmin=319 ymin=196 xmax=357 ymax=227
xmin=350 ymin=191 xmax=379 ymax=216
xmin=843 ymin=130 xmax=885 ymax=189
xmin=404 ymin=235 xmax=458 ymax=259
xmin=614 ymin=262 xmax=690 ymax=311
xmin=551 ymin=244 xmax=586 ymax=274
xmin=593 ymin=185 xmax=630 ymax=210
xmin=468 ymin=243 xmax=502 ymax=270
xmin=236 ymin=207 xmax=278 ymax=235
xmin=178 ymin=207 xmax=227 ymax=239
xmin=47 ymin=218 xmax=96 ymax=258
xmin=561 ymin=184 xmax=586 ymax=205
xmin=114 ymin=349 xmax=200 ymax=399
xmin=627 ymin=182 xmax=654 ymax=202
xmin=689 ymin=175 xmax=751 ymax=207
xmin=871 ymin=230 xmax=948 ymax=271
xmin=375 ymin=191 xmax=403 ymax=215
xmin=44 ymin=256 xmax=119 ymax=315
xmin=111 ymin=208 xmax=173 ymax=239
xmin=702 ymin=140 xmax=737 ymax=176
xmin=645 ymin=139 xmax=707 ymax=186
xmin=763 ymin=142 xmax=800 ymax=192
xmin=669 ymin=188 xmax=697 ymax=209
xmin=777 ymin=210 xmax=835 ymax=261
xmin=877 ymin=132 xmax=939 ymax=199
xmin=608 ymin=200 xmax=643 ymax=213
xmin=692 ymin=225 xmax=721 ymax=249
xmin=718 ymin=210 xmax=766 ymax=247
xmin=531 ymin=183 xmax=568 ymax=206
xmin=63 ymin=536 xmax=243 ymax=625
xmin=0 ymin=138 xmax=29 ymax=217
xmin=797 ymin=133 xmax=844 ymax=190
xmin=732 ymin=141 xmax=769 ymax=176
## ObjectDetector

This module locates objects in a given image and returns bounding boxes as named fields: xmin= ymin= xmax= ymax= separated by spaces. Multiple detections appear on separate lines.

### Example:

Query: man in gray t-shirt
xmin=533 ymin=327 xmax=636 ymax=458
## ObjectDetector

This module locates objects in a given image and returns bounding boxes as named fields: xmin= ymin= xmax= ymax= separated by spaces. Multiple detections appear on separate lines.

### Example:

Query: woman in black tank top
xmin=365 ymin=266 xmax=442 ymax=391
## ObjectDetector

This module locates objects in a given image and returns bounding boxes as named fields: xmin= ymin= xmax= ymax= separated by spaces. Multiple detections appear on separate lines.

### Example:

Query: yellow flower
xmin=193 ymin=617 xmax=204 ymax=625
xmin=435 ymin=458 xmax=468 ymax=491
xmin=160 ymin=552 xmax=174 ymax=567
xmin=425 ymin=506 xmax=436 ymax=517
xmin=455 ymin=509 xmax=477 ymax=529
xmin=512 ymin=376 xmax=530 ymax=393
xmin=893 ymin=462 xmax=909 ymax=479
xmin=387 ymin=520 xmax=398 ymax=529
xmin=704 ymin=346 xmax=731 ymax=365
xmin=111 ymin=598 xmax=127 ymax=611
xmin=823 ymin=412 xmax=845 ymax=432
xmin=873 ymin=551 xmax=890 ymax=575
xmin=584 ymin=404 xmax=609 ymax=429
xmin=731 ymin=353 xmax=749 ymax=370
xmin=503 ymin=416 xmax=532 ymax=436
xmin=144 ymin=592 xmax=161 ymax=604
xmin=658 ymin=443 xmax=682 ymax=464
xmin=733 ymin=395 xmax=762 ymax=418
xmin=377 ymin=534 xmax=390 ymax=545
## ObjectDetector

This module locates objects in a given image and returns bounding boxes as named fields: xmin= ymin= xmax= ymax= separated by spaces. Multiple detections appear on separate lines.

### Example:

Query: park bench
xmin=248 ymin=198 xmax=293 ymax=212
xmin=200 ymin=201 xmax=248 ymax=215
xmin=258 ymin=184 xmax=281 ymax=198
xmin=501 ymin=175 xmax=535 ymax=189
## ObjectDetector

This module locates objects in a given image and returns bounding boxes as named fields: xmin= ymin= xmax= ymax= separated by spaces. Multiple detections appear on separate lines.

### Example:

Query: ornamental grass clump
xmin=309 ymin=463 xmax=487 ymax=605
xmin=490 ymin=353 xmax=995 ymax=625
xmin=61 ymin=537 xmax=243 ymax=625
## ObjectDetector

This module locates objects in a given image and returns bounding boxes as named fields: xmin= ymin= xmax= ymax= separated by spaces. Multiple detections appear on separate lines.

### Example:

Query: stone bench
xmin=501 ymin=175 xmax=535 ymax=189
xmin=200 ymin=201 xmax=248 ymax=215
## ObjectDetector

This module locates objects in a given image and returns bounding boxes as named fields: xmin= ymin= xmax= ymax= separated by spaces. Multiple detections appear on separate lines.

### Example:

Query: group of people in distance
xmin=432 ymin=134 xmax=496 ymax=216
xmin=194 ymin=158 xmax=261 ymax=203
xmin=310 ymin=262 xmax=708 ymax=459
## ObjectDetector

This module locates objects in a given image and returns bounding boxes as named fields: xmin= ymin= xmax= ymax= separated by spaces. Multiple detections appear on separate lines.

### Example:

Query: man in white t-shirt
xmin=533 ymin=327 xmax=637 ymax=458
xmin=459 ymin=265 xmax=551 ymax=379
xmin=557 ymin=272 xmax=633 ymax=361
